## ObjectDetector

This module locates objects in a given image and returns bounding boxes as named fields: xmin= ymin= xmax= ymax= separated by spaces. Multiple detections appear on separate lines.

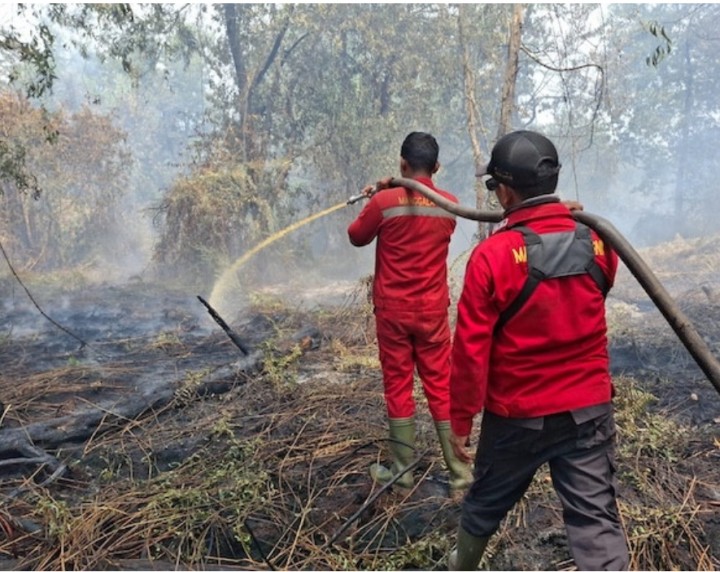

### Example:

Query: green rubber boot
xmin=447 ymin=526 xmax=490 ymax=571
xmin=369 ymin=416 xmax=415 ymax=488
xmin=435 ymin=421 xmax=474 ymax=492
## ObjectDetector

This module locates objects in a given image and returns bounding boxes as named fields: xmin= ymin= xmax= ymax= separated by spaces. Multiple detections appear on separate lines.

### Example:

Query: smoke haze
xmin=2 ymin=4 xmax=717 ymax=312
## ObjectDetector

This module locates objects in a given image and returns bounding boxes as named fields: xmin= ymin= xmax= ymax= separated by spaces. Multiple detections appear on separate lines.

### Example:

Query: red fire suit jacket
xmin=347 ymin=177 xmax=458 ymax=312
xmin=450 ymin=199 xmax=618 ymax=437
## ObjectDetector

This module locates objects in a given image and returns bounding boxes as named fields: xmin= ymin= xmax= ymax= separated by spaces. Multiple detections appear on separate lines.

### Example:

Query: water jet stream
xmin=208 ymin=202 xmax=348 ymax=315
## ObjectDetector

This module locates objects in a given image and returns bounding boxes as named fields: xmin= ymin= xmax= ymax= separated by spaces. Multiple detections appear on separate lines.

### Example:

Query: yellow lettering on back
xmin=593 ymin=239 xmax=605 ymax=256
xmin=397 ymin=195 xmax=435 ymax=207
xmin=512 ymin=246 xmax=527 ymax=264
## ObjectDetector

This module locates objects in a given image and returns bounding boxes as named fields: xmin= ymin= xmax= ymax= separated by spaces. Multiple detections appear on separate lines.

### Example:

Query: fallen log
xmin=0 ymin=353 xmax=262 ymax=504
xmin=0 ymin=322 xmax=320 ymax=500
xmin=0 ymin=351 xmax=263 ymax=452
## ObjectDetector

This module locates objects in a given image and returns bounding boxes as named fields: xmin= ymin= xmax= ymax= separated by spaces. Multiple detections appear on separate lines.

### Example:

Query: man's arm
xmin=346 ymin=178 xmax=394 ymax=246
xmin=347 ymin=196 xmax=382 ymax=246
xmin=449 ymin=248 xmax=498 ymax=460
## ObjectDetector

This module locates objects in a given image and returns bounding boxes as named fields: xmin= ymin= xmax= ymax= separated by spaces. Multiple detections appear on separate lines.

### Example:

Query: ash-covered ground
xmin=0 ymin=235 xmax=718 ymax=570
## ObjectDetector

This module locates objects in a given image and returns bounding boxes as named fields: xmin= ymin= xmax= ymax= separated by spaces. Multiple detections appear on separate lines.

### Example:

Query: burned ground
xmin=0 ymin=235 xmax=719 ymax=570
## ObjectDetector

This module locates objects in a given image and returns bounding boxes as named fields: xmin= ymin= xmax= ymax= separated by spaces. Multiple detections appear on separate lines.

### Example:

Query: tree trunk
xmin=223 ymin=4 xmax=249 ymax=163
xmin=222 ymin=5 xmax=290 ymax=177
xmin=497 ymin=4 xmax=524 ymax=140
xmin=223 ymin=4 xmax=247 ymax=96
xmin=457 ymin=4 xmax=524 ymax=240
xmin=457 ymin=5 xmax=490 ymax=240
xmin=674 ymin=39 xmax=692 ymax=220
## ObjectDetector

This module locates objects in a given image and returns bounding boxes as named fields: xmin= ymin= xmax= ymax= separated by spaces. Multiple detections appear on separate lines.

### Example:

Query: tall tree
xmin=497 ymin=4 xmax=525 ymax=140
xmin=457 ymin=4 xmax=491 ymax=239
xmin=455 ymin=4 xmax=522 ymax=238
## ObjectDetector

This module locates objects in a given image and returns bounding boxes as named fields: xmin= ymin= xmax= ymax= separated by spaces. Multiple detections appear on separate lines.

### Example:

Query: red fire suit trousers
xmin=374 ymin=308 xmax=451 ymax=421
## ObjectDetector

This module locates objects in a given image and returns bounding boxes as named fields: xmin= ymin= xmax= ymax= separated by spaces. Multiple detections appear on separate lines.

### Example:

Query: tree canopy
xmin=0 ymin=3 xmax=719 ymax=282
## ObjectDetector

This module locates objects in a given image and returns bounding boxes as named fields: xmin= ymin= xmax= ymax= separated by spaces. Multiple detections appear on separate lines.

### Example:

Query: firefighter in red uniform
xmin=348 ymin=132 xmax=473 ymax=493
xmin=447 ymin=131 xmax=630 ymax=570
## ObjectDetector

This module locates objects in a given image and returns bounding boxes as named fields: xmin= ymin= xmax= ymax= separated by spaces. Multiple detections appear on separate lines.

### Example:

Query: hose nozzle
xmin=346 ymin=193 xmax=365 ymax=205
xmin=347 ymin=185 xmax=378 ymax=205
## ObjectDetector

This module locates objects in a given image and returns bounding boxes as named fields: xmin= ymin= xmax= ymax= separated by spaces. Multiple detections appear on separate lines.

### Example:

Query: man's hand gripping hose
xmin=346 ymin=184 xmax=378 ymax=205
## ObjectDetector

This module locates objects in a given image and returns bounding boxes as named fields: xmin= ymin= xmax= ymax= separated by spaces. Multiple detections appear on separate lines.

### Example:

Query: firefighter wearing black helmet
xmin=447 ymin=130 xmax=630 ymax=570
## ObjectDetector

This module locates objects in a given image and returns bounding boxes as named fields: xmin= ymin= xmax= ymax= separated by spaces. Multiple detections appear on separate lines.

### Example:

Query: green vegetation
xmin=25 ymin=430 xmax=269 ymax=569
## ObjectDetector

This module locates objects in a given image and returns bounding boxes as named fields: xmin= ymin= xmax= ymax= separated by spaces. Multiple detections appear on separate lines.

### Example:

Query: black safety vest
xmin=495 ymin=223 xmax=609 ymax=331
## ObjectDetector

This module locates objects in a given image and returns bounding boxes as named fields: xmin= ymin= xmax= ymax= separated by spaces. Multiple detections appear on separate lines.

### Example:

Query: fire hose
xmin=353 ymin=177 xmax=720 ymax=396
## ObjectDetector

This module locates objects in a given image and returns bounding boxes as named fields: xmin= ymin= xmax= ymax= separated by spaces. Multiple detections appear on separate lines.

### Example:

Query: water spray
xmin=210 ymin=186 xmax=386 ymax=314
xmin=208 ymin=201 xmax=349 ymax=314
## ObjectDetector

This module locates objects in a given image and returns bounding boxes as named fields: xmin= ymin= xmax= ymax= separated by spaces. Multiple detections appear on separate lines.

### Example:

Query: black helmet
xmin=478 ymin=130 xmax=561 ymax=194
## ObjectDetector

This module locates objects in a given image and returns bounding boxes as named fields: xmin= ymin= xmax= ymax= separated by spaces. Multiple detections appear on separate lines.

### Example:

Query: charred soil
xmin=0 ymin=236 xmax=719 ymax=571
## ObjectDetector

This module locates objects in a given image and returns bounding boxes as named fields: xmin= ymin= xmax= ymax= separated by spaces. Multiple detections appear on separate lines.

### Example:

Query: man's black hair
xmin=401 ymin=132 xmax=439 ymax=173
